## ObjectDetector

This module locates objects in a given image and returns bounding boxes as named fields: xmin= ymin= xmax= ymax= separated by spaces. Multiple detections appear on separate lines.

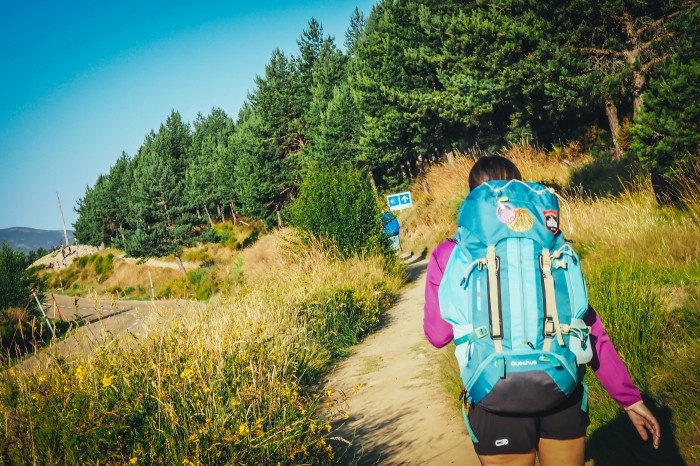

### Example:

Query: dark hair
xmin=468 ymin=154 xmax=522 ymax=190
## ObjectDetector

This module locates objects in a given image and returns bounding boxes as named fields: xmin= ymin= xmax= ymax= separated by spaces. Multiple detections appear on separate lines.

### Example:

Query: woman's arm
xmin=423 ymin=241 xmax=455 ymax=348
xmin=584 ymin=307 xmax=642 ymax=407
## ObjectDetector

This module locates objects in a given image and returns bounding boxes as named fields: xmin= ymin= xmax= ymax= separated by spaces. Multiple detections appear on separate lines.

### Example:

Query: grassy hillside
xmin=397 ymin=147 xmax=700 ymax=465
xmin=1 ymin=227 xmax=405 ymax=465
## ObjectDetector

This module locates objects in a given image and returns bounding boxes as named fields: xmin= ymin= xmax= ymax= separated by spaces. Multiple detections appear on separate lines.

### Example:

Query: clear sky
xmin=0 ymin=0 xmax=375 ymax=231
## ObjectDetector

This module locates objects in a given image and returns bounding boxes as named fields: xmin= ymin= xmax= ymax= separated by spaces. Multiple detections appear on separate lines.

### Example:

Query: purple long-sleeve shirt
xmin=424 ymin=240 xmax=642 ymax=408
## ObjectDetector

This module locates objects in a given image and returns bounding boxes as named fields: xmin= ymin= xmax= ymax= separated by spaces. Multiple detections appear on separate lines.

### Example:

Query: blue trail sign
xmin=387 ymin=191 xmax=413 ymax=211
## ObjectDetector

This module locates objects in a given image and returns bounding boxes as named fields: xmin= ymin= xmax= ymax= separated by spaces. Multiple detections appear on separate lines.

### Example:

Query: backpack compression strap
xmin=486 ymin=246 xmax=504 ymax=352
xmin=541 ymin=248 xmax=565 ymax=351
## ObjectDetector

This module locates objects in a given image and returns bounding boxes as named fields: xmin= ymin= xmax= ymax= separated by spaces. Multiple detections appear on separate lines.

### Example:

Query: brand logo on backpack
xmin=542 ymin=210 xmax=559 ymax=234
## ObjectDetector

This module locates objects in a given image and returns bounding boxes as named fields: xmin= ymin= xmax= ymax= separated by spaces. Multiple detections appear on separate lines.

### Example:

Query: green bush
xmin=0 ymin=244 xmax=43 ymax=311
xmin=287 ymin=166 xmax=384 ymax=258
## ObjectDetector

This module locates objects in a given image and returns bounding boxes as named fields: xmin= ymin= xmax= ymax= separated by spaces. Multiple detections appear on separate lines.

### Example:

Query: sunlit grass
xmin=1 ymin=229 xmax=403 ymax=465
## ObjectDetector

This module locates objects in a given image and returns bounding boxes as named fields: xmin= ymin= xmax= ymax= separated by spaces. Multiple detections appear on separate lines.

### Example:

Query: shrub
xmin=287 ymin=166 xmax=384 ymax=258
xmin=0 ymin=244 xmax=43 ymax=311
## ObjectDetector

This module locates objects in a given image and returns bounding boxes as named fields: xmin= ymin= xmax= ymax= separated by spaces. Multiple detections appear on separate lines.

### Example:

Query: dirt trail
xmin=324 ymin=258 xmax=480 ymax=465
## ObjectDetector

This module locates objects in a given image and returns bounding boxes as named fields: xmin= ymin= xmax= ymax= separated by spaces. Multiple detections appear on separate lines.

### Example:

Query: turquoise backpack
xmin=438 ymin=180 xmax=592 ymax=418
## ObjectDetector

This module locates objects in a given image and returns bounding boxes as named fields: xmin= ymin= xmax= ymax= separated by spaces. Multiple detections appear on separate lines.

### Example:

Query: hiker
xmin=423 ymin=155 xmax=660 ymax=466
xmin=381 ymin=208 xmax=401 ymax=253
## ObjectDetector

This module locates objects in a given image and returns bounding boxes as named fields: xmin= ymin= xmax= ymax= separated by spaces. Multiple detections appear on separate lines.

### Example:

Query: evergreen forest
xmin=73 ymin=0 xmax=700 ymax=259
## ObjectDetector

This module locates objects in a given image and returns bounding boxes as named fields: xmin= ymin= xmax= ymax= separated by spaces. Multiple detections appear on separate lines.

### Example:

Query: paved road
xmin=18 ymin=293 xmax=176 ymax=373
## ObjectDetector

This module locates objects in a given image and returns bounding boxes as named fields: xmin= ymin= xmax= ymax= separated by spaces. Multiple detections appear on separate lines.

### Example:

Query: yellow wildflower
xmin=102 ymin=373 xmax=113 ymax=389
xmin=74 ymin=365 xmax=86 ymax=383
xmin=129 ymin=457 xmax=138 ymax=465
xmin=180 ymin=368 xmax=195 ymax=380
xmin=238 ymin=423 xmax=249 ymax=435
xmin=326 ymin=389 xmax=334 ymax=397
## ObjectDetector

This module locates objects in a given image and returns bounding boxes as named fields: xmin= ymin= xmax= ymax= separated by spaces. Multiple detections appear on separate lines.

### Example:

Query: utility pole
xmin=56 ymin=192 xmax=70 ymax=247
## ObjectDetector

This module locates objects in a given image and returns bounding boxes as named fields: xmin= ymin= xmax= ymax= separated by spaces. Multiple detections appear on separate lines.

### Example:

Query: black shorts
xmin=467 ymin=384 xmax=589 ymax=456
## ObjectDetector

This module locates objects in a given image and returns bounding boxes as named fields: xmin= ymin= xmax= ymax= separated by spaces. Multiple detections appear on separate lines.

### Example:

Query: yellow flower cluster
xmin=74 ymin=365 xmax=86 ymax=383
xmin=101 ymin=373 xmax=113 ymax=389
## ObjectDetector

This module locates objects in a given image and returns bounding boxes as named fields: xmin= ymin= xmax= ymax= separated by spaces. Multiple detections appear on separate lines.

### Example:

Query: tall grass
xmin=0 ymin=229 xmax=403 ymax=465
xmin=585 ymin=261 xmax=669 ymax=388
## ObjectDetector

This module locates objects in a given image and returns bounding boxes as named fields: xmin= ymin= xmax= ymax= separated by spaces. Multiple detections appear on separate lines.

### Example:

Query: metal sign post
xmin=32 ymin=290 xmax=56 ymax=338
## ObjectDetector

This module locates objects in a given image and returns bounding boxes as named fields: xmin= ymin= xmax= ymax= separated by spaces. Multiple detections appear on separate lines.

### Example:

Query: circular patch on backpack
xmin=507 ymin=209 xmax=535 ymax=232
xmin=496 ymin=203 xmax=516 ymax=224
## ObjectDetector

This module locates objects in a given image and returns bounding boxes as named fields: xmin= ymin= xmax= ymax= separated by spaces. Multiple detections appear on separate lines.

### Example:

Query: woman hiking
xmin=423 ymin=154 xmax=660 ymax=466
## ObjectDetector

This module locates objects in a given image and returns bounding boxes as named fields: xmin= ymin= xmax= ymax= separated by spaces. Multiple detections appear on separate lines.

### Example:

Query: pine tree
xmin=186 ymin=108 xmax=235 ymax=224
xmin=123 ymin=111 xmax=202 ymax=274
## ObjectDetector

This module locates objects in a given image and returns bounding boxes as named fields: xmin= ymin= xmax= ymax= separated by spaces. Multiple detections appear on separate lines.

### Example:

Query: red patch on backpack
xmin=542 ymin=210 xmax=559 ymax=234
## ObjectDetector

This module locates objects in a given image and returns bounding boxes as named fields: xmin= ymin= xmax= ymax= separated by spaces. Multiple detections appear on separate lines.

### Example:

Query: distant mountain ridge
xmin=0 ymin=227 xmax=74 ymax=253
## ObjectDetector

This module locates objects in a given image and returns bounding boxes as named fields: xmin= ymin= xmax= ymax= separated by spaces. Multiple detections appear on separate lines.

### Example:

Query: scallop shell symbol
xmin=507 ymin=209 xmax=535 ymax=232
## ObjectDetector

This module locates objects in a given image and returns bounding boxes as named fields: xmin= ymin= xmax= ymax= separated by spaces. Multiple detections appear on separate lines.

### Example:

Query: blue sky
xmin=0 ymin=0 xmax=375 ymax=231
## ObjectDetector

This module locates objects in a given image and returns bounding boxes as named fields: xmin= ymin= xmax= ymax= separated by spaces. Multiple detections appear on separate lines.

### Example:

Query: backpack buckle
xmin=544 ymin=317 xmax=556 ymax=336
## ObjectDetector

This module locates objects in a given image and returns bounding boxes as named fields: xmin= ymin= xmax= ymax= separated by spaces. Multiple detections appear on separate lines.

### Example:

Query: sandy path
xmin=324 ymin=258 xmax=480 ymax=466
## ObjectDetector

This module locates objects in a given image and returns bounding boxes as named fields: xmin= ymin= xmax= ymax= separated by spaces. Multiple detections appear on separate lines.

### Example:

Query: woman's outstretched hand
xmin=625 ymin=401 xmax=661 ymax=449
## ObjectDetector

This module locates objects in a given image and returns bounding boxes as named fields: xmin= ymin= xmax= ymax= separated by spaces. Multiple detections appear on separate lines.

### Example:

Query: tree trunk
xmin=276 ymin=210 xmax=283 ymax=228
xmin=229 ymin=202 xmax=237 ymax=225
xmin=446 ymin=150 xmax=455 ymax=166
xmin=400 ymin=163 xmax=409 ymax=182
xmin=632 ymin=70 xmax=646 ymax=118
xmin=367 ymin=171 xmax=378 ymax=194
xmin=605 ymin=99 xmax=624 ymax=161
xmin=418 ymin=153 xmax=430 ymax=194
xmin=174 ymin=255 xmax=186 ymax=276
xmin=203 ymin=206 xmax=215 ymax=227
xmin=217 ymin=204 xmax=224 ymax=223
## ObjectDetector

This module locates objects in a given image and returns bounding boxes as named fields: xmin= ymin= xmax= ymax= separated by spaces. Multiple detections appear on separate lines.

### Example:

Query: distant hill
xmin=0 ymin=227 xmax=74 ymax=253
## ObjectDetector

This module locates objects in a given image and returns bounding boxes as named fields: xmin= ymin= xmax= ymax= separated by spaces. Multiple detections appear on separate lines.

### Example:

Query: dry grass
xmin=399 ymin=144 xmax=587 ymax=257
